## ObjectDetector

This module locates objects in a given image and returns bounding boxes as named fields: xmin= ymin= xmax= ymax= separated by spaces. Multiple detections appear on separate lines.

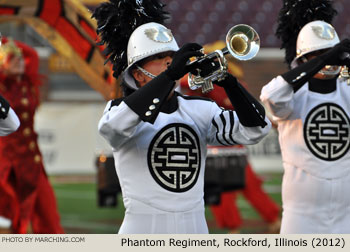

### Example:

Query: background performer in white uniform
xmin=0 ymin=95 xmax=19 ymax=231
xmin=260 ymin=0 xmax=350 ymax=233
xmin=93 ymin=0 xmax=271 ymax=234
xmin=0 ymin=95 xmax=19 ymax=137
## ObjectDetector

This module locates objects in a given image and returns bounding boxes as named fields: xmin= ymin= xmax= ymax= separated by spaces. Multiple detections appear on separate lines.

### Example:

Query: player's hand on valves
xmin=321 ymin=39 xmax=350 ymax=66
xmin=191 ymin=58 xmax=221 ymax=77
xmin=165 ymin=43 xmax=203 ymax=80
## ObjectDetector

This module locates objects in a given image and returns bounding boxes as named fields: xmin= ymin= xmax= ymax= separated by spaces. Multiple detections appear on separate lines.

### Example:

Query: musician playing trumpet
xmin=94 ymin=0 xmax=271 ymax=234
xmin=260 ymin=0 xmax=350 ymax=233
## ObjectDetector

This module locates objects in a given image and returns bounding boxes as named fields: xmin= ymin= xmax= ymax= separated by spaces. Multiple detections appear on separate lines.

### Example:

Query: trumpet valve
xmin=340 ymin=66 xmax=350 ymax=85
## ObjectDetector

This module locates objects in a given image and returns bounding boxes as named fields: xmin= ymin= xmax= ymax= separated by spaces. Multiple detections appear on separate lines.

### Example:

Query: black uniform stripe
xmin=212 ymin=118 xmax=229 ymax=146
xmin=219 ymin=112 xmax=232 ymax=145
xmin=177 ymin=93 xmax=212 ymax=102
xmin=228 ymin=111 xmax=237 ymax=144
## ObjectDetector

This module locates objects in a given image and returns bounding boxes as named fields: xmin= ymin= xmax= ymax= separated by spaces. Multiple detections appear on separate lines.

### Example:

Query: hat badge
xmin=144 ymin=26 xmax=174 ymax=43
xmin=311 ymin=24 xmax=335 ymax=40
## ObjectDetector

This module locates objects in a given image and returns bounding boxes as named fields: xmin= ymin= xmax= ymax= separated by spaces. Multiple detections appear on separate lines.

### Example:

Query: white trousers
xmin=118 ymin=198 xmax=209 ymax=234
xmin=280 ymin=164 xmax=350 ymax=233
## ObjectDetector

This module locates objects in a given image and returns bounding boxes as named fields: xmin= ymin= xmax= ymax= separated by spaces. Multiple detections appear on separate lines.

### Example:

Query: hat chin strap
xmin=122 ymin=65 xmax=157 ymax=91
xmin=136 ymin=64 xmax=156 ymax=79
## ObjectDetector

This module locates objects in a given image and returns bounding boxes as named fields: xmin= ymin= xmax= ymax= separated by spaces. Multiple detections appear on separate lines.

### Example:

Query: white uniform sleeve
xmin=0 ymin=108 xmax=20 ymax=136
xmin=260 ymin=75 xmax=295 ymax=121
xmin=98 ymin=100 xmax=141 ymax=149
xmin=207 ymin=102 xmax=271 ymax=145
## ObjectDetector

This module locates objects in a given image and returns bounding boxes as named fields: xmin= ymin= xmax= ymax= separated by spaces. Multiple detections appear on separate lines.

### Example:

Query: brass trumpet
xmin=339 ymin=53 xmax=350 ymax=85
xmin=188 ymin=24 xmax=260 ymax=93
xmin=340 ymin=66 xmax=350 ymax=84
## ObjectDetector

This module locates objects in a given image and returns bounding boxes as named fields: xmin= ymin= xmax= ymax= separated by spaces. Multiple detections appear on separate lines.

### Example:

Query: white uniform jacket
xmin=99 ymin=78 xmax=271 ymax=233
xmin=261 ymin=76 xmax=350 ymax=179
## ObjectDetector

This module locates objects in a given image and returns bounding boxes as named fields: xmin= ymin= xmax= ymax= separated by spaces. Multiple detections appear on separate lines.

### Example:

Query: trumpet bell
xmin=226 ymin=24 xmax=260 ymax=61
xmin=187 ymin=24 xmax=260 ymax=93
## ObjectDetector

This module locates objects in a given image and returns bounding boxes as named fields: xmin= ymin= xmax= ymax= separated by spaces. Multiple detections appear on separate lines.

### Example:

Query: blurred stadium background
xmin=0 ymin=0 xmax=348 ymax=233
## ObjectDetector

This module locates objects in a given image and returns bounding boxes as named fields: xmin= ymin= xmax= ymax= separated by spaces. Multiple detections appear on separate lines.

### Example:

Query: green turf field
xmin=52 ymin=172 xmax=283 ymax=234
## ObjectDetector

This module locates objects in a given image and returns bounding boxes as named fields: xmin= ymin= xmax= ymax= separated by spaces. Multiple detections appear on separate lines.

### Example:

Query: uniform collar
xmin=308 ymin=77 xmax=337 ymax=94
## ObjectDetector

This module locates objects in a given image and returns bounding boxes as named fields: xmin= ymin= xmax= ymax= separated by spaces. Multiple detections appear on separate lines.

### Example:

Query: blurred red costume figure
xmin=181 ymin=71 xmax=280 ymax=233
xmin=0 ymin=38 xmax=64 ymax=234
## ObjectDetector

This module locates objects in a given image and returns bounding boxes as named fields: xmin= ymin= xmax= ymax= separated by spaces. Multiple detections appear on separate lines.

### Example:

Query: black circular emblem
xmin=147 ymin=123 xmax=201 ymax=192
xmin=303 ymin=103 xmax=350 ymax=161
